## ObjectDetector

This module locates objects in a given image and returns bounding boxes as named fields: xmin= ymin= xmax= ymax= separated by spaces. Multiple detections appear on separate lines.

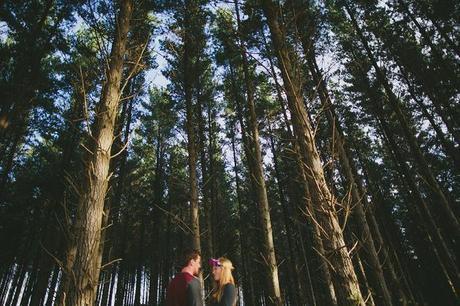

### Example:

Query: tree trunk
xmin=207 ymin=103 xmax=218 ymax=258
xmin=106 ymin=265 xmax=117 ymax=306
xmin=196 ymin=77 xmax=214 ymax=262
xmin=45 ymin=265 xmax=60 ymax=306
xmin=262 ymin=33 xmax=333 ymax=306
xmin=233 ymin=2 xmax=283 ymax=305
xmin=0 ymin=267 xmax=14 ymax=304
xmin=183 ymin=0 xmax=201 ymax=253
xmin=66 ymin=1 xmax=133 ymax=305
xmin=302 ymin=43 xmax=394 ymax=304
xmin=229 ymin=125 xmax=257 ymax=306
xmin=97 ymin=80 xmax=135 ymax=306
xmin=134 ymin=214 xmax=146 ymax=306
xmin=267 ymin=121 xmax=307 ymax=306
xmin=227 ymin=37 xmax=268 ymax=306
xmin=261 ymin=1 xmax=365 ymax=304
xmin=6 ymin=262 xmax=27 ymax=306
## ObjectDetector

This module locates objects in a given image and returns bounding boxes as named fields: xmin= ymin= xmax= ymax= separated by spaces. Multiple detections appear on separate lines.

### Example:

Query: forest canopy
xmin=0 ymin=0 xmax=459 ymax=305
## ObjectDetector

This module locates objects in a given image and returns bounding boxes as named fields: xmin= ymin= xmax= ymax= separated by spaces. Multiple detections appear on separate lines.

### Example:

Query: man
xmin=166 ymin=249 xmax=203 ymax=306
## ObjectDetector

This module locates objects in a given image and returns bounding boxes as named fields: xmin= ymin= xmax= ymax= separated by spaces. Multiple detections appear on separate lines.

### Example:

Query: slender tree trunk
xmin=95 ymin=273 xmax=104 ymax=305
xmin=261 ymin=1 xmax=365 ymax=304
xmin=115 ymin=205 xmax=132 ymax=306
xmin=99 ymin=269 xmax=110 ymax=306
xmin=45 ymin=265 xmax=60 ymax=306
xmin=149 ymin=216 xmax=160 ymax=305
xmin=134 ymin=205 xmax=147 ymax=306
xmin=134 ymin=258 xmax=143 ymax=305
xmin=66 ymin=1 xmax=133 ymax=305
xmin=6 ymin=262 xmax=27 ymax=306
xmin=56 ymin=238 xmax=77 ymax=305
xmin=196 ymin=82 xmax=214 ymax=262
xmin=158 ymin=198 xmax=173 ymax=305
xmin=233 ymin=3 xmax=282 ymax=304
xmin=29 ymin=255 xmax=53 ymax=306
xmin=0 ymin=267 xmax=14 ymax=304
xmin=114 ymin=267 xmax=125 ymax=306
xmin=262 ymin=33 xmax=332 ymax=306
xmin=207 ymin=103 xmax=217 ymax=257
xmin=268 ymin=122 xmax=307 ymax=306
xmin=183 ymin=0 xmax=201 ymax=253
xmin=106 ymin=265 xmax=117 ymax=306
xmin=227 ymin=46 xmax=269 ymax=306
xmin=229 ymin=101 xmax=257 ymax=306
xmin=147 ymin=130 xmax=164 ymax=306
xmin=16 ymin=252 xmax=41 ymax=306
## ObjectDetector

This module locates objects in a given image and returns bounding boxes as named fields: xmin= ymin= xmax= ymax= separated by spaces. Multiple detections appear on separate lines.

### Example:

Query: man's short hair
xmin=180 ymin=249 xmax=201 ymax=268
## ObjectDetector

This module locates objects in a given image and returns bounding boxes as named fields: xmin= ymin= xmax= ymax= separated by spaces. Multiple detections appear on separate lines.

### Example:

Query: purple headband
xmin=208 ymin=258 xmax=222 ymax=267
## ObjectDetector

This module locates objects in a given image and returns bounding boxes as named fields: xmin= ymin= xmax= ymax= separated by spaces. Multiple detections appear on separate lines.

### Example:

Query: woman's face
xmin=212 ymin=265 xmax=222 ymax=281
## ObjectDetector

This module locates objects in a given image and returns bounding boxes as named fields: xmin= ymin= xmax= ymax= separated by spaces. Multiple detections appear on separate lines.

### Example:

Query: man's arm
xmin=186 ymin=278 xmax=203 ymax=306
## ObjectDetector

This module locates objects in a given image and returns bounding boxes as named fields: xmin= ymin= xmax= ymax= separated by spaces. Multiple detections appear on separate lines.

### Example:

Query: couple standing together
xmin=165 ymin=249 xmax=237 ymax=306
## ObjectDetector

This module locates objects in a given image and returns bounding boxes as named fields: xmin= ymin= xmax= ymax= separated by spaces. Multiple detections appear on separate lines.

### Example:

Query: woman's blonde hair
xmin=212 ymin=257 xmax=236 ymax=303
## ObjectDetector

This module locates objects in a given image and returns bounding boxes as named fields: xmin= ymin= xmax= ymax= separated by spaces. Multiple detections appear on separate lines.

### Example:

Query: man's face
xmin=191 ymin=255 xmax=201 ymax=276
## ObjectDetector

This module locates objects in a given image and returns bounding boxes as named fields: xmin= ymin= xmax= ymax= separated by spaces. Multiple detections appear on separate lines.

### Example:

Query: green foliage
xmin=1 ymin=0 xmax=459 ymax=305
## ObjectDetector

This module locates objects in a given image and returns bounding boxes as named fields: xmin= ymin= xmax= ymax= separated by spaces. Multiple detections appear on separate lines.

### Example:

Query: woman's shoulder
xmin=222 ymin=283 xmax=237 ymax=305
xmin=223 ymin=283 xmax=237 ymax=297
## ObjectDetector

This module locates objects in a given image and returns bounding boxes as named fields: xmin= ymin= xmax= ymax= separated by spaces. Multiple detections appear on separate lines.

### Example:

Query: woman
xmin=209 ymin=257 xmax=237 ymax=306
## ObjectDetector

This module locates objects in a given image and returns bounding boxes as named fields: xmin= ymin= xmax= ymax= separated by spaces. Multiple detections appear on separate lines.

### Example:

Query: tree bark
xmin=268 ymin=122 xmax=305 ymax=306
xmin=183 ymin=0 xmax=201 ymax=253
xmin=262 ymin=33 xmax=333 ymax=306
xmin=66 ymin=1 xmax=133 ymax=304
xmin=233 ymin=2 xmax=283 ymax=304
xmin=302 ymin=44 xmax=395 ymax=304
xmin=228 ymin=67 xmax=258 ymax=306
xmin=196 ymin=74 xmax=214 ymax=262
xmin=261 ymin=1 xmax=365 ymax=305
